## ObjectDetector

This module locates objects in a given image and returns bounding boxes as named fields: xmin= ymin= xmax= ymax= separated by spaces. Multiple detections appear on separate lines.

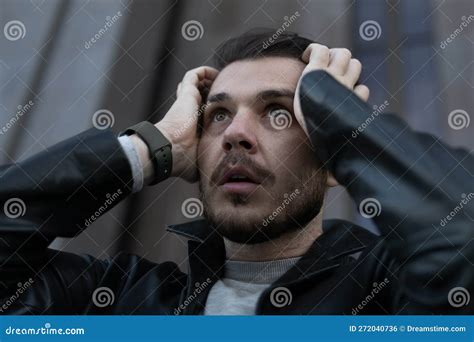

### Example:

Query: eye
xmin=212 ymin=110 xmax=229 ymax=123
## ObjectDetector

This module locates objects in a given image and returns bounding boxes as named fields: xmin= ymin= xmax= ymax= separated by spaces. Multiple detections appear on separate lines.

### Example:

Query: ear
xmin=326 ymin=171 xmax=339 ymax=187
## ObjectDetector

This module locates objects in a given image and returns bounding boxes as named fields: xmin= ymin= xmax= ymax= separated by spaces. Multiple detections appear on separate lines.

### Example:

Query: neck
xmin=224 ymin=212 xmax=323 ymax=262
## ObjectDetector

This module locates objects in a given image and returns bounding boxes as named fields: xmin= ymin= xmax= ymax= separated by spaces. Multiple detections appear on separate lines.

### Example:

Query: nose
xmin=222 ymin=111 xmax=258 ymax=154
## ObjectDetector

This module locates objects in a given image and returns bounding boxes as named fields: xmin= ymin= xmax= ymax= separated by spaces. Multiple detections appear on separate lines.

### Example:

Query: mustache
xmin=209 ymin=152 xmax=275 ymax=186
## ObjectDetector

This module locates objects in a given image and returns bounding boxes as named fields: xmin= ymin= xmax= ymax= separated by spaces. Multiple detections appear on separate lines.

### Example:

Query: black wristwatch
xmin=119 ymin=121 xmax=172 ymax=185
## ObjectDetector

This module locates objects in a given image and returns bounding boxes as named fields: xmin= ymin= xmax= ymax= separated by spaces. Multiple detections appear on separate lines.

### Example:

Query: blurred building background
xmin=0 ymin=0 xmax=472 ymax=268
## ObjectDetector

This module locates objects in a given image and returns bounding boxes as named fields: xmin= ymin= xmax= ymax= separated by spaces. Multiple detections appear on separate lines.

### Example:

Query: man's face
xmin=197 ymin=56 xmax=327 ymax=244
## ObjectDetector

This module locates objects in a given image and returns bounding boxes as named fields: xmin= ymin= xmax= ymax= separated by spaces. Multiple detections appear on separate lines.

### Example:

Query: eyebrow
xmin=206 ymin=89 xmax=295 ymax=105
xmin=206 ymin=92 xmax=231 ymax=104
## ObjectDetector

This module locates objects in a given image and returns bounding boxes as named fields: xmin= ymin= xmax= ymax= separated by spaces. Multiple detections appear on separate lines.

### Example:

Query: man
xmin=0 ymin=31 xmax=472 ymax=315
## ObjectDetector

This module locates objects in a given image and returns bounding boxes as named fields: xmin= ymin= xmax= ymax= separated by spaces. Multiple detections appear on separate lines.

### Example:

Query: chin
xmin=203 ymin=199 xmax=288 ymax=244
xmin=209 ymin=199 xmax=265 ymax=222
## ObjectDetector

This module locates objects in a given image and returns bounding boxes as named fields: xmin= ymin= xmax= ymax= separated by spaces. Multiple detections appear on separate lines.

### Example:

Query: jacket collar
xmin=166 ymin=218 xmax=212 ymax=243
xmin=166 ymin=218 xmax=378 ymax=314
xmin=166 ymin=218 xmax=378 ymax=265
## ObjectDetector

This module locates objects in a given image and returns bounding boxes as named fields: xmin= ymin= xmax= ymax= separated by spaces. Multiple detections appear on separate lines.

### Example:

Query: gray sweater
xmin=204 ymin=257 xmax=300 ymax=315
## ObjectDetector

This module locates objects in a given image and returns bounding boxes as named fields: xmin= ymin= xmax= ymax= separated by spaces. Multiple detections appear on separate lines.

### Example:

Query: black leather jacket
xmin=0 ymin=71 xmax=472 ymax=314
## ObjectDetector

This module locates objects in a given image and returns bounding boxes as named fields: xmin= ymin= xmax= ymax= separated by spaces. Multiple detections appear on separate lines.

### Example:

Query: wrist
xmin=154 ymin=121 xmax=187 ymax=179
xmin=124 ymin=122 xmax=173 ymax=185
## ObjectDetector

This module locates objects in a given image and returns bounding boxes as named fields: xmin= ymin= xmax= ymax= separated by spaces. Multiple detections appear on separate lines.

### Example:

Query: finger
xmin=354 ymin=84 xmax=370 ymax=102
xmin=301 ymin=43 xmax=330 ymax=69
xmin=328 ymin=48 xmax=352 ymax=76
xmin=182 ymin=70 xmax=200 ymax=86
xmin=199 ymin=80 xmax=212 ymax=92
xmin=345 ymin=58 xmax=362 ymax=87
xmin=187 ymin=66 xmax=219 ymax=83
xmin=181 ymin=66 xmax=219 ymax=95
xmin=199 ymin=79 xmax=213 ymax=88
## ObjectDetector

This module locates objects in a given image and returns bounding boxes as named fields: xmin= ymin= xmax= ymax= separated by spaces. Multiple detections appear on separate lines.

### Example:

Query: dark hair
xmin=213 ymin=29 xmax=314 ymax=69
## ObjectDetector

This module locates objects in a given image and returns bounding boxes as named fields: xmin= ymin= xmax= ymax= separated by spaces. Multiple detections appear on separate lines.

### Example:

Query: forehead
xmin=209 ymin=57 xmax=305 ymax=98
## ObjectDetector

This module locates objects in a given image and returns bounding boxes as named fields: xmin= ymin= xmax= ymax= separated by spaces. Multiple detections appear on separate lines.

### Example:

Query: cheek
xmin=197 ymin=137 xmax=219 ymax=177
xmin=266 ymin=126 xmax=309 ymax=160
xmin=266 ymin=131 xmax=316 ymax=179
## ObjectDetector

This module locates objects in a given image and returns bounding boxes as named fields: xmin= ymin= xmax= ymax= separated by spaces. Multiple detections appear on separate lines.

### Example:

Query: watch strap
xmin=119 ymin=121 xmax=172 ymax=185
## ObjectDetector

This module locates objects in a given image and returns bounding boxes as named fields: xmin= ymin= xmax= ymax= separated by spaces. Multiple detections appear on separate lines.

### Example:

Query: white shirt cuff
xmin=118 ymin=135 xmax=144 ymax=193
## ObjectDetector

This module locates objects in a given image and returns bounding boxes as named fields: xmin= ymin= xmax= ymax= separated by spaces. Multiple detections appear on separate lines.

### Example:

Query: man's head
xmin=197 ymin=30 xmax=332 ymax=244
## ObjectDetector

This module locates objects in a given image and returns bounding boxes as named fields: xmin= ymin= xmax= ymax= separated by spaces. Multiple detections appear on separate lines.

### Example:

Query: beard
xmin=199 ymin=152 xmax=328 ymax=245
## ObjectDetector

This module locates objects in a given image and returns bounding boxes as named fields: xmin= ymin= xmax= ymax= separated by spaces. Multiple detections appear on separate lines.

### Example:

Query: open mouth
xmin=226 ymin=174 xmax=255 ymax=183
xmin=218 ymin=166 xmax=261 ymax=195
